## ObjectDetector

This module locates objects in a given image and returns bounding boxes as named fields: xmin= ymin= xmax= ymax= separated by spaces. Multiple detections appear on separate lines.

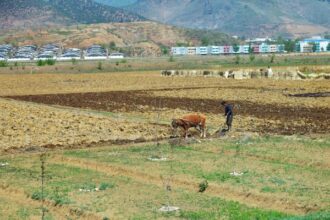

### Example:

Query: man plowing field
xmin=221 ymin=101 xmax=233 ymax=131
xmin=171 ymin=114 xmax=207 ymax=139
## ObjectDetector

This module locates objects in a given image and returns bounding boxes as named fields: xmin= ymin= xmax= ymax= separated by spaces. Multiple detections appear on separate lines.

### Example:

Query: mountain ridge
xmin=0 ymin=0 xmax=145 ymax=31
xmin=98 ymin=0 xmax=330 ymax=37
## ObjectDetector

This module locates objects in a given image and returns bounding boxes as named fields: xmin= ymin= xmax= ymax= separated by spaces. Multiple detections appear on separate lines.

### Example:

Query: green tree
xmin=201 ymin=37 xmax=210 ymax=46
xmin=233 ymin=44 xmax=240 ymax=53
xmin=248 ymin=44 xmax=253 ymax=54
xmin=310 ymin=43 xmax=317 ymax=52
xmin=109 ymin=41 xmax=116 ymax=50
xmin=160 ymin=45 xmax=169 ymax=55
xmin=270 ymin=54 xmax=276 ymax=63
xmin=327 ymin=43 xmax=330 ymax=52
xmin=0 ymin=61 xmax=8 ymax=67
xmin=284 ymin=40 xmax=297 ymax=52
xmin=249 ymin=54 xmax=255 ymax=62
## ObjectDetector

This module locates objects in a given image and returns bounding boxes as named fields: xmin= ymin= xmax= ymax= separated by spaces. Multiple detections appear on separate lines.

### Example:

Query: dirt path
xmin=49 ymin=155 xmax=312 ymax=215
xmin=7 ymin=90 xmax=330 ymax=135
xmin=0 ymin=184 xmax=101 ymax=220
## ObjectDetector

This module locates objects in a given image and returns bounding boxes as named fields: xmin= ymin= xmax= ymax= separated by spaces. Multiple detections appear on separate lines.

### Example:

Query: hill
xmin=0 ymin=0 xmax=145 ymax=31
xmin=98 ymin=0 xmax=330 ymax=38
xmin=0 ymin=21 xmax=238 ymax=56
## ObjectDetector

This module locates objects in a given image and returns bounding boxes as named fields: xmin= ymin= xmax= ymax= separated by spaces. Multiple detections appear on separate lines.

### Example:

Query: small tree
xmin=0 ymin=61 xmax=8 ymax=67
xmin=248 ymin=44 xmax=253 ymax=54
xmin=311 ymin=43 xmax=317 ymax=53
xmin=160 ymin=45 xmax=169 ymax=55
xmin=109 ymin=41 xmax=116 ymax=50
xmin=234 ymin=55 xmax=240 ymax=65
xmin=233 ymin=44 xmax=240 ymax=53
xmin=168 ymin=55 xmax=175 ymax=62
xmin=249 ymin=53 xmax=255 ymax=63
xmin=201 ymin=37 xmax=209 ymax=46
xmin=37 ymin=60 xmax=45 ymax=66
xmin=270 ymin=54 xmax=276 ymax=63
xmin=327 ymin=43 xmax=330 ymax=52
xmin=97 ymin=61 xmax=103 ymax=70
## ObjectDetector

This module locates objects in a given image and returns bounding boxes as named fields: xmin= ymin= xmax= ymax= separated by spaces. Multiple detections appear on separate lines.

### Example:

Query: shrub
xmin=99 ymin=182 xmax=114 ymax=191
xmin=168 ymin=55 xmax=175 ymax=62
xmin=31 ymin=191 xmax=46 ymax=200
xmin=50 ymin=187 xmax=70 ymax=206
xmin=198 ymin=180 xmax=208 ymax=192
xmin=71 ymin=58 xmax=77 ymax=65
xmin=46 ymin=59 xmax=55 ymax=65
xmin=234 ymin=55 xmax=240 ymax=65
xmin=37 ymin=60 xmax=46 ymax=66
xmin=97 ymin=62 xmax=103 ymax=70
xmin=0 ymin=61 xmax=8 ymax=67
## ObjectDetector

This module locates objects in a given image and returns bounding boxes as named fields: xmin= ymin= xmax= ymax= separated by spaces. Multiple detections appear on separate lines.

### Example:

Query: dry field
xmin=0 ymin=71 xmax=329 ymax=219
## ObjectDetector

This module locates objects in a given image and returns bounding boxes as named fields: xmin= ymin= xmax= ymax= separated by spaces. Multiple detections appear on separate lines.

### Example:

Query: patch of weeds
xmin=198 ymin=180 xmax=208 ymax=192
xmin=0 ymin=61 xmax=8 ymax=67
xmin=202 ymin=172 xmax=232 ymax=182
xmin=282 ymin=211 xmax=330 ymax=220
xmin=99 ymin=182 xmax=115 ymax=191
xmin=16 ymin=207 xmax=31 ymax=219
xmin=261 ymin=186 xmax=276 ymax=193
xmin=269 ymin=177 xmax=286 ymax=186
xmin=49 ymin=187 xmax=71 ymax=206
xmin=79 ymin=182 xmax=96 ymax=191
xmin=31 ymin=190 xmax=48 ymax=201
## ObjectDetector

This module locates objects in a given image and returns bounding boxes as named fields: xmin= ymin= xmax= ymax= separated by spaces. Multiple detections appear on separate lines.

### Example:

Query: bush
xmin=50 ymin=187 xmax=70 ymax=206
xmin=168 ymin=55 xmax=175 ymax=62
xmin=0 ymin=61 xmax=8 ymax=67
xmin=198 ymin=180 xmax=208 ymax=192
xmin=37 ymin=60 xmax=46 ymax=66
xmin=99 ymin=182 xmax=114 ymax=191
xmin=31 ymin=191 xmax=46 ymax=201
xmin=71 ymin=58 xmax=77 ymax=65
xmin=97 ymin=62 xmax=103 ymax=70
xmin=46 ymin=59 xmax=56 ymax=65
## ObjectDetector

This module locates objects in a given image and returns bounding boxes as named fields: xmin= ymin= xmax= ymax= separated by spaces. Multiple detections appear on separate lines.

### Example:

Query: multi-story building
xmin=223 ymin=46 xmax=232 ymax=54
xmin=187 ymin=47 xmax=196 ymax=55
xmin=252 ymin=45 xmax=260 ymax=53
xmin=171 ymin=47 xmax=187 ymax=55
xmin=268 ymin=44 xmax=278 ymax=53
xmin=196 ymin=47 xmax=208 ymax=55
xmin=209 ymin=46 xmax=221 ymax=55
xmin=296 ymin=37 xmax=330 ymax=52
xmin=259 ymin=43 xmax=269 ymax=53
xmin=240 ymin=45 xmax=250 ymax=54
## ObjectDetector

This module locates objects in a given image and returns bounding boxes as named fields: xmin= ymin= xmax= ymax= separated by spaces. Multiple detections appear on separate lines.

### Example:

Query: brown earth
xmin=7 ymin=89 xmax=330 ymax=135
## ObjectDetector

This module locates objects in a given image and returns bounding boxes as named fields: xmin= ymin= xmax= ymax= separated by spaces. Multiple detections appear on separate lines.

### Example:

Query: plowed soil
xmin=7 ymin=89 xmax=330 ymax=135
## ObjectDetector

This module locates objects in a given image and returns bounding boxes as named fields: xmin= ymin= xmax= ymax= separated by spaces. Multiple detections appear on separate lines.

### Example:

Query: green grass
xmin=0 ymin=136 xmax=329 ymax=218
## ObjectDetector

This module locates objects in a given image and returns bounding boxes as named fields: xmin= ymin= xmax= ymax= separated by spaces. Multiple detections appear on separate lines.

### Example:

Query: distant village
xmin=1 ymin=37 xmax=330 ymax=62
xmin=171 ymin=37 xmax=330 ymax=56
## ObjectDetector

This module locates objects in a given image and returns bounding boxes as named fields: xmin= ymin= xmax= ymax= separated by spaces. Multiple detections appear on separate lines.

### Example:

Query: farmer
xmin=221 ymin=101 xmax=233 ymax=131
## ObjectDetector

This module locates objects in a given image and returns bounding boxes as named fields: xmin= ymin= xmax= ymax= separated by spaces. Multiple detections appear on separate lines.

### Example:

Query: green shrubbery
xmin=0 ymin=61 xmax=8 ymax=67
xmin=37 ymin=59 xmax=56 ymax=66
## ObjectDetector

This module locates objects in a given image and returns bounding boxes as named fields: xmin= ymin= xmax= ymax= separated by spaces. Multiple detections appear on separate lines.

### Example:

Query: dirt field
xmin=0 ymin=71 xmax=329 ymax=219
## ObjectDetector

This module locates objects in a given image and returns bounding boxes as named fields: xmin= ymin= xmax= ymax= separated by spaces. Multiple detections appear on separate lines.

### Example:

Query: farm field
xmin=0 ymin=70 xmax=329 ymax=219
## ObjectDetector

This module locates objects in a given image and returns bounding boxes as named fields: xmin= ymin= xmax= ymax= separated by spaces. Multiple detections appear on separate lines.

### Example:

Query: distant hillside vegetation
xmin=0 ymin=21 xmax=238 ymax=56
xmin=99 ymin=0 xmax=330 ymax=38
xmin=0 ymin=0 xmax=145 ymax=30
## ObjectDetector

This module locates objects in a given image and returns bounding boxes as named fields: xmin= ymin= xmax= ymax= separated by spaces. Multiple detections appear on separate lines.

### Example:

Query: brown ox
xmin=171 ymin=114 xmax=206 ymax=139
